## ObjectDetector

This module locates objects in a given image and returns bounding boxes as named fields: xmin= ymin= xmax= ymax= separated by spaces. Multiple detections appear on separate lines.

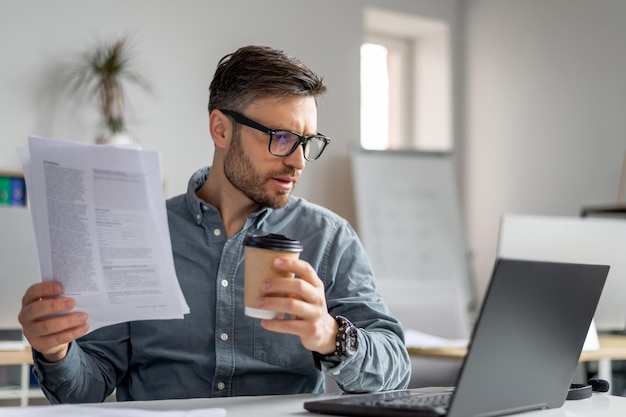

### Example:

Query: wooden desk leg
xmin=597 ymin=359 xmax=613 ymax=395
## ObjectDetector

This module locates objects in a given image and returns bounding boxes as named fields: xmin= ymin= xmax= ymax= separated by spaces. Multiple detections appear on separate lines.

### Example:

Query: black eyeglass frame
xmin=219 ymin=109 xmax=331 ymax=161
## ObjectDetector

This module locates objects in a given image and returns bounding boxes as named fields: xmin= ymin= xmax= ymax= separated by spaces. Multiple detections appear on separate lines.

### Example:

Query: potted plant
xmin=67 ymin=35 xmax=150 ymax=144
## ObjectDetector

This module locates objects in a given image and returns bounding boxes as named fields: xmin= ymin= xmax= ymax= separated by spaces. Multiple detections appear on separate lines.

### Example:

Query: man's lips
xmin=271 ymin=175 xmax=298 ymax=191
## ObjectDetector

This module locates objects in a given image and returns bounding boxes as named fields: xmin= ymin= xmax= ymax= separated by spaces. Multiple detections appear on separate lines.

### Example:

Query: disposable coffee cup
xmin=243 ymin=233 xmax=303 ymax=319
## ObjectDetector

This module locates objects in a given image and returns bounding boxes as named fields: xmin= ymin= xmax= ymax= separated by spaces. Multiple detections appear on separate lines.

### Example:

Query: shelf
xmin=581 ymin=205 xmax=626 ymax=217
xmin=0 ymin=387 xmax=45 ymax=400
xmin=0 ymin=346 xmax=33 ymax=366
xmin=0 ymin=346 xmax=40 ymax=406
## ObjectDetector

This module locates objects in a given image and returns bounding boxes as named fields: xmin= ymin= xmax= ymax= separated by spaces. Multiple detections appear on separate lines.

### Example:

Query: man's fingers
xmin=22 ymin=282 xmax=62 ymax=306
xmin=272 ymin=258 xmax=322 ymax=287
xmin=29 ymin=312 xmax=88 ymax=338
xmin=18 ymin=281 xmax=86 ymax=362
xmin=19 ymin=295 xmax=75 ymax=325
xmin=23 ymin=312 xmax=89 ymax=357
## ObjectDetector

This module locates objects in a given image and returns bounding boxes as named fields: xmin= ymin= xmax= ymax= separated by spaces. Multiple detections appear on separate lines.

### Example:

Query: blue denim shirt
xmin=33 ymin=167 xmax=411 ymax=403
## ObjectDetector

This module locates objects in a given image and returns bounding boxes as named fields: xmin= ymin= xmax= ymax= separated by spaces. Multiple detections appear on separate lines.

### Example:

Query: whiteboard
xmin=350 ymin=150 xmax=474 ymax=308
xmin=498 ymin=214 xmax=626 ymax=331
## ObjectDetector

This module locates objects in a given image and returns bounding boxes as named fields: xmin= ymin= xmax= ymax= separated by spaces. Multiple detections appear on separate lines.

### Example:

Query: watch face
xmin=336 ymin=316 xmax=358 ymax=357
xmin=345 ymin=326 xmax=358 ymax=355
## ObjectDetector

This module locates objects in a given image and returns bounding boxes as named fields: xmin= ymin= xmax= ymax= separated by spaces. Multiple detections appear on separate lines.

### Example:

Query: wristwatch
xmin=313 ymin=316 xmax=359 ymax=371
xmin=312 ymin=315 xmax=359 ymax=368
xmin=331 ymin=315 xmax=359 ymax=359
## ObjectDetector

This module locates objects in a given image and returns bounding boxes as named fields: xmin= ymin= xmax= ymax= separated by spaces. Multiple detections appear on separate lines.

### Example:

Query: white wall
xmin=0 ymin=0 xmax=459 ymax=230
xmin=464 ymin=0 xmax=626 ymax=297
xmin=5 ymin=0 xmax=624 ymax=309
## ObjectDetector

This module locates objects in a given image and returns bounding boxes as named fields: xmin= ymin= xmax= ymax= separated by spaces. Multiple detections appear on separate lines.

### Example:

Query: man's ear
xmin=209 ymin=110 xmax=231 ymax=149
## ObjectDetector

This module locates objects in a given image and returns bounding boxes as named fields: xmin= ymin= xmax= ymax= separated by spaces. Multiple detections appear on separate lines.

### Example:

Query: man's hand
xmin=18 ymin=282 xmax=89 ymax=362
xmin=256 ymin=257 xmax=338 ymax=355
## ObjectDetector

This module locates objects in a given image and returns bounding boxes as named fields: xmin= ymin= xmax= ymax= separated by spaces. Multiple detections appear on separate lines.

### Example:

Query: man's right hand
xmin=18 ymin=282 xmax=89 ymax=363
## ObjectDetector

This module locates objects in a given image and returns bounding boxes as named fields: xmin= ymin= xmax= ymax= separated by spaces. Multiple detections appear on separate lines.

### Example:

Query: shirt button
xmin=221 ymin=279 xmax=229 ymax=287
xmin=217 ymin=382 xmax=225 ymax=390
xmin=220 ymin=333 xmax=229 ymax=341
xmin=213 ymin=228 xmax=222 ymax=236
xmin=332 ymin=370 xmax=341 ymax=376
xmin=202 ymin=205 xmax=209 ymax=211
xmin=195 ymin=213 xmax=201 ymax=221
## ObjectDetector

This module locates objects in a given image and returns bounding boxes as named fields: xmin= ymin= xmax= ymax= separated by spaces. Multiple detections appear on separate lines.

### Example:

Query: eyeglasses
xmin=220 ymin=109 xmax=330 ymax=161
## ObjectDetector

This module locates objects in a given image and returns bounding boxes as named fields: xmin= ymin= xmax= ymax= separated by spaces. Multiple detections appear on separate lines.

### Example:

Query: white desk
xmin=71 ymin=392 xmax=626 ymax=417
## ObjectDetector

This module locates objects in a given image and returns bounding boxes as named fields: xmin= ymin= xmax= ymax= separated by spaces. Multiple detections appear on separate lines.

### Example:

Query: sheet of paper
xmin=404 ymin=329 xmax=468 ymax=349
xmin=405 ymin=325 xmax=599 ymax=351
xmin=0 ymin=404 xmax=226 ymax=417
xmin=18 ymin=136 xmax=189 ymax=333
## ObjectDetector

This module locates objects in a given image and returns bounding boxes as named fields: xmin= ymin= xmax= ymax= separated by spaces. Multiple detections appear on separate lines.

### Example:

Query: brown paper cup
xmin=243 ymin=234 xmax=303 ymax=319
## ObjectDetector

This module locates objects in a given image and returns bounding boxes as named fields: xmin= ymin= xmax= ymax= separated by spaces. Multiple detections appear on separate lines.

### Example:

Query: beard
xmin=223 ymin=132 xmax=298 ymax=209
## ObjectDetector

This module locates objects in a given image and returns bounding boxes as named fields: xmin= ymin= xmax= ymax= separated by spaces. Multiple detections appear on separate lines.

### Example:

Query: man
xmin=18 ymin=45 xmax=411 ymax=403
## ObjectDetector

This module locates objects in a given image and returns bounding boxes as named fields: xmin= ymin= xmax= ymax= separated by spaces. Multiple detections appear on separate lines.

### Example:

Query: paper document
xmin=406 ymin=325 xmax=599 ymax=351
xmin=0 ymin=404 xmax=226 ymax=417
xmin=18 ymin=136 xmax=189 ymax=333
xmin=405 ymin=329 xmax=468 ymax=349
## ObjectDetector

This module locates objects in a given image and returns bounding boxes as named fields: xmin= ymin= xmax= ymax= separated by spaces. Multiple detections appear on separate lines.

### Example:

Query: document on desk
xmin=18 ymin=136 xmax=189 ymax=333
xmin=404 ymin=329 xmax=468 ymax=349
xmin=1 ymin=404 xmax=227 ymax=417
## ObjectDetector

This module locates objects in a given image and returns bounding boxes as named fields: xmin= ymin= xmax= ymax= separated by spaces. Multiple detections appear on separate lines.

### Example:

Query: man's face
xmin=223 ymin=96 xmax=318 ymax=209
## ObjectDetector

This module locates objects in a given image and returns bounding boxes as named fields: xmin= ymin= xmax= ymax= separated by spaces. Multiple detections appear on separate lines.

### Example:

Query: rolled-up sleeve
xmin=33 ymin=323 xmax=130 ymax=404
xmin=308 ymin=215 xmax=411 ymax=392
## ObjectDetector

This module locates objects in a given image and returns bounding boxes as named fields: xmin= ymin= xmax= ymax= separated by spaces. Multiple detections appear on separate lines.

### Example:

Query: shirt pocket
xmin=252 ymin=320 xmax=311 ymax=369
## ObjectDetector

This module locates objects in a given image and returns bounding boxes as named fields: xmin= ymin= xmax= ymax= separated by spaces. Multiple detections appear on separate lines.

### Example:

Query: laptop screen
xmin=447 ymin=259 xmax=608 ymax=417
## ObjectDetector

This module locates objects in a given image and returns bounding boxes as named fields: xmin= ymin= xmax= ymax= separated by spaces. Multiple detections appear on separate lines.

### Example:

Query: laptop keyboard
xmin=304 ymin=389 xmax=455 ymax=417
xmin=348 ymin=390 xmax=452 ymax=415
xmin=376 ymin=391 xmax=451 ymax=411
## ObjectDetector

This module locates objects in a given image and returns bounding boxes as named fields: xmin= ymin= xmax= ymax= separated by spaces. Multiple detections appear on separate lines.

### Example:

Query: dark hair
xmin=208 ymin=45 xmax=327 ymax=113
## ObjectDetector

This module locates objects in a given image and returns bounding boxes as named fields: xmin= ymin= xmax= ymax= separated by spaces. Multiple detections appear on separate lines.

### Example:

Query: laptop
xmin=304 ymin=258 xmax=609 ymax=417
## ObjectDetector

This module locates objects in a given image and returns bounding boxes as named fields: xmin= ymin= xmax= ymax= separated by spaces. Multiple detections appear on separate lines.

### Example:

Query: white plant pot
xmin=96 ymin=131 xmax=135 ymax=145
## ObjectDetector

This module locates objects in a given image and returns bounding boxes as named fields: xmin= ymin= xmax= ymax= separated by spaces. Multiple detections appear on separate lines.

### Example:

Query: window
xmin=361 ymin=37 xmax=410 ymax=150
xmin=360 ymin=43 xmax=389 ymax=150
xmin=361 ymin=8 xmax=452 ymax=151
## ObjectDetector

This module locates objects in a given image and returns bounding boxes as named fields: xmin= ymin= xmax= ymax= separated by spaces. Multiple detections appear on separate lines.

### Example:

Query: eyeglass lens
xmin=270 ymin=132 xmax=326 ymax=160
